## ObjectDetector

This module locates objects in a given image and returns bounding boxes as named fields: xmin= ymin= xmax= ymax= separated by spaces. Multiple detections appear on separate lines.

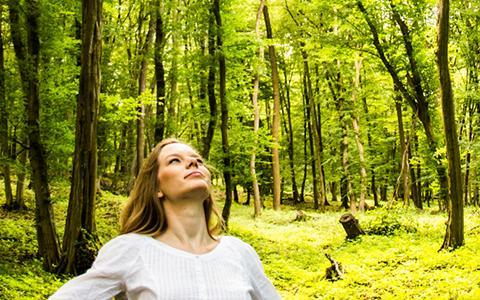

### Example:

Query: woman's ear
xmin=157 ymin=190 xmax=164 ymax=199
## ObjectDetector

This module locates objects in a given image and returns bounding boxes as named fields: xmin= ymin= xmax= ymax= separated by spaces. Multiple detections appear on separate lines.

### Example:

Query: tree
xmin=263 ymin=2 xmax=281 ymax=211
xmin=250 ymin=0 xmax=265 ymax=217
xmin=437 ymin=0 xmax=464 ymax=250
xmin=8 ymin=0 xmax=60 ymax=271
xmin=214 ymin=0 xmax=233 ymax=225
xmin=154 ymin=0 xmax=166 ymax=142
xmin=0 ymin=3 xmax=14 ymax=208
xmin=59 ymin=0 xmax=103 ymax=274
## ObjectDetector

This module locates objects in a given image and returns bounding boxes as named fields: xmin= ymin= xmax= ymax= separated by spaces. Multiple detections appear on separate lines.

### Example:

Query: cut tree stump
xmin=339 ymin=213 xmax=365 ymax=239
xmin=325 ymin=253 xmax=344 ymax=281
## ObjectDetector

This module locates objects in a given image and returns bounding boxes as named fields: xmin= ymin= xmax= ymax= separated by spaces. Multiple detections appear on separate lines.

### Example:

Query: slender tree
xmin=8 ymin=0 xmax=60 ymax=271
xmin=263 ymin=2 xmax=281 ymax=210
xmin=0 ymin=3 xmax=14 ymax=208
xmin=59 ymin=0 xmax=103 ymax=274
xmin=214 ymin=0 xmax=233 ymax=225
xmin=154 ymin=0 xmax=166 ymax=142
xmin=437 ymin=0 xmax=464 ymax=250
xmin=250 ymin=0 xmax=265 ymax=217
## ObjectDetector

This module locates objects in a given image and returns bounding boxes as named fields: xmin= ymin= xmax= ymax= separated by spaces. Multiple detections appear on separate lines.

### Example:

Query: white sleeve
xmin=235 ymin=239 xmax=282 ymax=300
xmin=49 ymin=234 xmax=142 ymax=300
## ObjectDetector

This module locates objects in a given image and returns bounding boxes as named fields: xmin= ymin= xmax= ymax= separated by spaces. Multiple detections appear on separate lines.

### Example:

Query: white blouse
xmin=49 ymin=233 xmax=281 ymax=300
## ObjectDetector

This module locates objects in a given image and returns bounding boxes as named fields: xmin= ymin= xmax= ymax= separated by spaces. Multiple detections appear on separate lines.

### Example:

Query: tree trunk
xmin=0 ymin=5 xmax=14 ymax=208
xmin=135 ymin=10 xmax=154 ymax=175
xmin=15 ymin=148 xmax=27 ymax=207
xmin=351 ymin=58 xmax=367 ymax=212
xmin=59 ymin=0 xmax=102 ymax=274
xmin=361 ymin=81 xmax=378 ymax=206
xmin=8 ymin=0 xmax=60 ymax=271
xmin=154 ymin=0 xmax=166 ymax=142
xmin=250 ymin=0 xmax=264 ymax=217
xmin=212 ymin=0 xmax=232 ymax=225
xmin=393 ymin=93 xmax=410 ymax=206
xmin=303 ymin=50 xmax=326 ymax=209
xmin=263 ymin=3 xmax=281 ymax=211
xmin=437 ymin=0 xmax=464 ymax=250
xmin=305 ymin=80 xmax=318 ymax=209
xmin=202 ymin=9 xmax=217 ymax=159
xmin=281 ymin=57 xmax=299 ymax=204
xmin=166 ymin=3 xmax=178 ymax=137
xmin=326 ymin=61 xmax=353 ymax=211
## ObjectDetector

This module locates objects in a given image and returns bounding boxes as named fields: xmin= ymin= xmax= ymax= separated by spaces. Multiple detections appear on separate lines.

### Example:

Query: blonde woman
xmin=50 ymin=138 xmax=280 ymax=300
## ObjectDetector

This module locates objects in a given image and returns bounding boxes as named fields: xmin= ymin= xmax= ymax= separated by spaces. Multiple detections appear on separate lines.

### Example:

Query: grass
xmin=1 ymin=182 xmax=480 ymax=299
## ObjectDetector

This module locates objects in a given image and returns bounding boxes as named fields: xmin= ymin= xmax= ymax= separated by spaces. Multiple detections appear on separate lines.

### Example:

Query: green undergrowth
xmin=1 ymin=183 xmax=480 ymax=299
xmin=229 ymin=204 xmax=480 ymax=299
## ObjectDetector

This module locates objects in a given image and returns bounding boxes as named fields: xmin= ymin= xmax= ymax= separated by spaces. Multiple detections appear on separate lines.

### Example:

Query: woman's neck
xmin=157 ymin=200 xmax=217 ymax=254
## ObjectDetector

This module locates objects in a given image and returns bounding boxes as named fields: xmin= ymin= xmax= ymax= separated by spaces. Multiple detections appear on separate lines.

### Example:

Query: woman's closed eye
xmin=168 ymin=158 xmax=181 ymax=165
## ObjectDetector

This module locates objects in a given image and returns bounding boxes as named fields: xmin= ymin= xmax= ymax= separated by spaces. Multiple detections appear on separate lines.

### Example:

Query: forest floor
xmin=1 ymin=181 xmax=480 ymax=299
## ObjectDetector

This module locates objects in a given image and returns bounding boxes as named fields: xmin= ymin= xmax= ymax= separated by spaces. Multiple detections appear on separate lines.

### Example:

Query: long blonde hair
xmin=120 ymin=138 xmax=224 ymax=238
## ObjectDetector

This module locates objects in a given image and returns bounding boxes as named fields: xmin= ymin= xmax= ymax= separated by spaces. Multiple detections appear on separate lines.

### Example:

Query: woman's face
xmin=156 ymin=143 xmax=211 ymax=202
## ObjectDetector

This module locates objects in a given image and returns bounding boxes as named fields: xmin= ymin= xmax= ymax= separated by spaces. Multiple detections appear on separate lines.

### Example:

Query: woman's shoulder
xmin=97 ymin=233 xmax=149 ymax=257
xmin=93 ymin=233 xmax=149 ymax=267
xmin=220 ymin=235 xmax=257 ymax=255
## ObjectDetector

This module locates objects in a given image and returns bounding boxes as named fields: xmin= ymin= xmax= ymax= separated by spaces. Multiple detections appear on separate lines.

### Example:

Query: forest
xmin=0 ymin=0 xmax=479 ymax=298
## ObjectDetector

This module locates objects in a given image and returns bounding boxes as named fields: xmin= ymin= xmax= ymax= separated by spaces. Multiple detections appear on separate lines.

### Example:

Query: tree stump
xmin=325 ymin=253 xmax=344 ymax=281
xmin=339 ymin=213 xmax=365 ymax=239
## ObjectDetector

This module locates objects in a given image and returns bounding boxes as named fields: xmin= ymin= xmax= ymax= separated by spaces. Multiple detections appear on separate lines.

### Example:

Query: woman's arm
xmin=233 ymin=238 xmax=282 ymax=300
xmin=49 ymin=234 xmax=141 ymax=300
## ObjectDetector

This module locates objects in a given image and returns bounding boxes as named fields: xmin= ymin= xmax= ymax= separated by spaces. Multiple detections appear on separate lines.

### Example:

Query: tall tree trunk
xmin=136 ymin=10 xmax=155 ymax=175
xmin=263 ymin=3 xmax=281 ymax=211
xmin=361 ymin=81 xmax=378 ymax=206
xmin=250 ymin=0 xmax=264 ymax=217
xmin=212 ymin=0 xmax=232 ymax=225
xmin=437 ymin=0 xmax=464 ymax=250
xmin=154 ymin=0 xmax=166 ymax=142
xmin=202 ymin=9 xmax=217 ymax=159
xmin=8 ymin=0 xmax=60 ymax=271
xmin=302 ymin=50 xmax=326 ymax=209
xmin=351 ymin=58 xmax=367 ymax=211
xmin=301 ymin=94 xmax=308 ymax=202
xmin=305 ymin=73 xmax=318 ymax=208
xmin=0 ymin=4 xmax=14 ymax=208
xmin=393 ymin=93 xmax=410 ymax=206
xmin=281 ymin=58 xmax=299 ymax=204
xmin=166 ymin=3 xmax=178 ymax=137
xmin=59 ymin=0 xmax=102 ymax=274
xmin=15 ymin=147 xmax=27 ymax=207
xmin=326 ymin=62 xmax=352 ymax=210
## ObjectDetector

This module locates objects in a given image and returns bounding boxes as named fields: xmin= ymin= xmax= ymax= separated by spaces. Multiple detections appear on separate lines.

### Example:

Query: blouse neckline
xmin=144 ymin=234 xmax=226 ymax=260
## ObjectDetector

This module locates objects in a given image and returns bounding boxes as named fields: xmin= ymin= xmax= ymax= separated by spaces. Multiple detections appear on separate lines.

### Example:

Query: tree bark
xmin=202 ymin=8 xmax=217 ymax=159
xmin=303 ymin=50 xmax=326 ymax=209
xmin=8 ymin=0 xmax=60 ymax=271
xmin=59 ymin=0 xmax=102 ymax=274
xmin=154 ymin=0 xmax=166 ymax=142
xmin=212 ymin=0 xmax=233 ymax=225
xmin=250 ymin=0 xmax=264 ymax=217
xmin=437 ymin=0 xmax=464 ymax=250
xmin=263 ymin=3 xmax=281 ymax=211
xmin=351 ymin=58 xmax=367 ymax=212
xmin=0 ymin=4 xmax=14 ymax=208
xmin=135 ymin=6 xmax=154 ymax=175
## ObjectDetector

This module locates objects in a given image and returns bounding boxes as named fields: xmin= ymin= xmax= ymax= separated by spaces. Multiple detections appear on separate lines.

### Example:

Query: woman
xmin=50 ymin=138 xmax=280 ymax=300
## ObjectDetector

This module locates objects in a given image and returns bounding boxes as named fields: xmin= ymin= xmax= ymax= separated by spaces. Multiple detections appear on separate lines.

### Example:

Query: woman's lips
xmin=185 ymin=171 xmax=203 ymax=178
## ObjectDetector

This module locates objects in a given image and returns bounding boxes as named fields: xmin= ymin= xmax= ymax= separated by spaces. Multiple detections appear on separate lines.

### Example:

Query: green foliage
xmin=362 ymin=208 xmax=418 ymax=236
xmin=1 ymin=182 xmax=480 ymax=299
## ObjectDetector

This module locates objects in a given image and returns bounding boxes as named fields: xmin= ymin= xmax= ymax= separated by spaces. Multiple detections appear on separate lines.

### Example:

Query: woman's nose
xmin=187 ymin=157 xmax=198 ymax=168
